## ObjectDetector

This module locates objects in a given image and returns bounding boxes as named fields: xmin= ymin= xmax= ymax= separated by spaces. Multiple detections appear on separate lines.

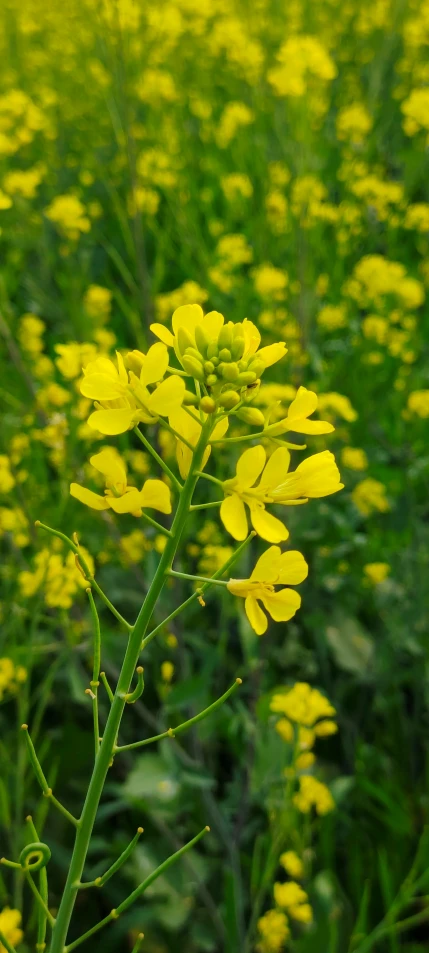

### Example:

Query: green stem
xmin=141 ymin=531 xmax=255 ymax=648
xmin=134 ymin=426 xmax=182 ymax=491
xmin=115 ymin=678 xmax=242 ymax=753
xmin=157 ymin=416 xmax=195 ymax=450
xmin=190 ymin=500 xmax=223 ymax=510
xmin=100 ymin=672 xmax=114 ymax=704
xmin=27 ymin=816 xmax=49 ymax=951
xmin=78 ymin=827 xmax=143 ymax=888
xmin=87 ymin=590 xmax=101 ymax=759
xmin=21 ymin=726 xmax=79 ymax=828
xmin=140 ymin=511 xmax=173 ymax=536
xmin=169 ymin=570 xmax=228 ymax=586
xmin=0 ymin=929 xmax=17 ymax=953
xmin=25 ymin=871 xmax=55 ymax=928
xmin=195 ymin=470 xmax=224 ymax=486
xmin=131 ymin=934 xmax=144 ymax=953
xmin=123 ymin=667 xmax=144 ymax=703
xmin=49 ymin=420 xmax=212 ymax=953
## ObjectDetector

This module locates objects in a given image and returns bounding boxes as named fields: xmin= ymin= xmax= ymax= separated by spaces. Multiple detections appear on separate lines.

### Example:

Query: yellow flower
xmin=227 ymin=545 xmax=308 ymax=635
xmin=161 ymin=661 xmax=174 ymax=683
xmin=270 ymin=386 xmax=335 ymax=435
xmin=45 ymin=194 xmax=91 ymax=239
xmin=341 ymin=447 xmax=368 ymax=471
xmin=0 ymin=908 xmax=23 ymax=951
xmin=168 ymin=407 xmax=229 ymax=479
xmin=83 ymin=284 xmax=112 ymax=322
xmin=274 ymin=880 xmax=308 ymax=910
xmin=293 ymin=775 xmax=335 ymax=815
xmin=80 ymin=347 xmax=185 ymax=435
xmin=352 ymin=478 xmax=390 ymax=516
xmin=221 ymin=446 xmax=343 ymax=543
xmin=407 ymin=389 xmax=429 ymax=418
xmin=363 ymin=562 xmax=390 ymax=585
xmin=257 ymin=909 xmax=289 ymax=953
xmin=70 ymin=447 xmax=171 ymax=516
xmin=271 ymin=682 xmax=336 ymax=726
xmin=280 ymin=851 xmax=304 ymax=879
xmin=289 ymin=903 xmax=313 ymax=923
xmin=0 ymin=455 xmax=15 ymax=493
xmin=275 ymin=718 xmax=294 ymax=742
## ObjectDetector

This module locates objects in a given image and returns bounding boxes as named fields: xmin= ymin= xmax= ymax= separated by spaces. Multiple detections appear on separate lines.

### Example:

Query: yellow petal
xmin=150 ymin=323 xmax=175 ymax=347
xmin=88 ymin=408 xmax=136 ymax=435
xmin=245 ymin=596 xmax=267 ymax=635
xmin=172 ymin=304 xmax=204 ymax=337
xmin=261 ymin=588 xmax=301 ymax=622
xmin=242 ymin=319 xmax=261 ymax=356
xmin=295 ymin=451 xmax=343 ymax=496
xmin=148 ymin=375 xmax=185 ymax=415
xmin=236 ymin=444 xmax=266 ymax=488
xmin=261 ymin=446 xmax=290 ymax=488
xmin=80 ymin=373 xmax=124 ymax=400
xmin=256 ymin=342 xmax=287 ymax=368
xmin=220 ymin=494 xmax=248 ymax=540
xmin=288 ymin=386 xmax=318 ymax=421
xmin=203 ymin=310 xmax=224 ymax=340
xmin=83 ymin=357 xmax=118 ymax=378
xmin=140 ymin=342 xmax=169 ymax=386
xmin=140 ymin=478 xmax=172 ymax=513
xmin=277 ymin=551 xmax=309 ymax=585
xmin=249 ymin=503 xmax=289 ymax=543
xmin=116 ymin=350 xmax=129 ymax=385
xmin=211 ymin=416 xmax=229 ymax=441
xmin=169 ymin=406 xmax=201 ymax=446
xmin=70 ymin=483 xmax=109 ymax=510
xmin=287 ymin=419 xmax=334 ymax=435
xmin=250 ymin=545 xmax=282 ymax=582
xmin=108 ymin=488 xmax=144 ymax=513
xmin=89 ymin=447 xmax=127 ymax=485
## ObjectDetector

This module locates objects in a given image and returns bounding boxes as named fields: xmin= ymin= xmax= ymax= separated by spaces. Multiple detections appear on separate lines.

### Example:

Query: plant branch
xmin=21 ymin=726 xmax=79 ymax=828
xmin=133 ymin=426 xmax=182 ymax=491
xmin=77 ymin=827 xmax=143 ymax=889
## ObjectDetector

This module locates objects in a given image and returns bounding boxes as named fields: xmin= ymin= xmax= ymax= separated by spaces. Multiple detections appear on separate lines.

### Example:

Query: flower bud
xmin=185 ymin=346 xmax=204 ymax=362
xmin=194 ymin=324 xmax=209 ymax=357
xmin=126 ymin=350 xmax=145 ymax=374
xmin=235 ymin=407 xmax=265 ymax=426
xmin=200 ymin=396 xmax=217 ymax=414
xmin=247 ymin=358 xmax=265 ymax=378
xmin=217 ymin=324 xmax=233 ymax=351
xmin=222 ymin=362 xmax=240 ymax=382
xmin=183 ymin=389 xmax=199 ymax=405
xmin=204 ymin=360 xmax=215 ymax=374
xmin=206 ymin=373 xmax=218 ymax=386
xmin=237 ymin=370 xmax=257 ymax=385
xmin=219 ymin=348 xmax=232 ymax=362
xmin=177 ymin=327 xmax=195 ymax=355
xmin=207 ymin=342 xmax=219 ymax=360
xmin=231 ymin=336 xmax=245 ymax=360
xmin=182 ymin=355 xmax=205 ymax=381
xmin=219 ymin=390 xmax=240 ymax=408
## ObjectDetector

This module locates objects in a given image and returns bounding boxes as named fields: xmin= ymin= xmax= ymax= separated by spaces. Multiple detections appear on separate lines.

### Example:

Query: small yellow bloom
xmin=280 ymin=851 xmax=304 ymax=879
xmin=363 ymin=562 xmax=390 ymax=585
xmin=168 ymin=407 xmax=228 ymax=479
xmin=352 ymin=478 xmax=390 ymax=516
xmin=227 ymin=545 xmax=308 ymax=635
xmin=341 ymin=447 xmax=368 ymax=470
xmin=161 ymin=661 xmax=174 ymax=683
xmin=275 ymin=718 xmax=294 ymax=742
xmin=407 ymin=390 xmax=429 ymax=418
xmin=0 ymin=907 xmax=23 ymax=951
xmin=274 ymin=880 xmax=308 ymax=909
xmin=257 ymin=909 xmax=289 ymax=952
xmin=270 ymin=386 xmax=335 ymax=435
xmin=293 ymin=775 xmax=335 ymax=815
xmin=271 ymin=682 xmax=336 ymax=727
xmin=221 ymin=446 xmax=343 ymax=543
xmin=70 ymin=447 xmax=171 ymax=516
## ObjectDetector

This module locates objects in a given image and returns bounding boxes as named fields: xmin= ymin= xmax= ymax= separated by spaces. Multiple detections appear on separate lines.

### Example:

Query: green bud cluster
xmin=178 ymin=321 xmax=265 ymax=410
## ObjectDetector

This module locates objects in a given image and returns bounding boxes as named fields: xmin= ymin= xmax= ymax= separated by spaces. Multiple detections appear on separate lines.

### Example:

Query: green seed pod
xmin=247 ymin=358 xmax=265 ymax=378
xmin=219 ymin=348 xmax=232 ymax=362
xmin=207 ymin=342 xmax=219 ymax=360
xmin=236 ymin=407 xmax=265 ymax=426
xmin=204 ymin=360 xmax=215 ymax=374
xmin=217 ymin=323 xmax=233 ymax=351
xmin=194 ymin=324 xmax=209 ymax=357
xmin=183 ymin=389 xmax=199 ymax=405
xmin=222 ymin=362 xmax=240 ymax=382
xmin=182 ymin=355 xmax=205 ymax=381
xmin=231 ymin=336 xmax=245 ymax=360
xmin=219 ymin=390 xmax=240 ymax=408
xmin=177 ymin=326 xmax=196 ymax=355
xmin=237 ymin=370 xmax=257 ymax=386
xmin=206 ymin=373 xmax=218 ymax=386
xmin=200 ymin=396 xmax=217 ymax=414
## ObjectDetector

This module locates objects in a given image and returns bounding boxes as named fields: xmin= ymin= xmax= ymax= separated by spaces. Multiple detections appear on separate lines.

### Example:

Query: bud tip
xmin=34 ymin=520 xmax=41 ymax=527
xmin=21 ymin=723 xmax=28 ymax=731
xmin=137 ymin=826 xmax=144 ymax=834
xmin=136 ymin=666 xmax=144 ymax=674
xmin=236 ymin=677 xmax=243 ymax=685
xmin=205 ymin=825 xmax=211 ymax=832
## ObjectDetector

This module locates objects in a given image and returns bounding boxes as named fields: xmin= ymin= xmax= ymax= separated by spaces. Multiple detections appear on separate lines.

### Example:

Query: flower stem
xmin=77 ymin=827 xmax=143 ymax=889
xmin=169 ymin=569 xmax=228 ymax=586
xmin=49 ymin=420 xmax=212 ymax=953
xmin=133 ymin=426 xmax=182 ymax=492
xmin=21 ymin=726 xmax=79 ymax=828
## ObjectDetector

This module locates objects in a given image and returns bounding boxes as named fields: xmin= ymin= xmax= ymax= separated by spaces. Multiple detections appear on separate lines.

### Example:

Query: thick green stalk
xmin=49 ymin=422 xmax=211 ymax=953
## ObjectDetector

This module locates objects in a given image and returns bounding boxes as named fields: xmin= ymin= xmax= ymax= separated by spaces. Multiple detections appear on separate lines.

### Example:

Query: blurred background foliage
xmin=1 ymin=0 xmax=429 ymax=950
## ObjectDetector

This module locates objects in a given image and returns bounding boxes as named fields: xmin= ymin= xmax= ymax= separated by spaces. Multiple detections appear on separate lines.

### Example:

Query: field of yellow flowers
xmin=1 ymin=0 xmax=429 ymax=951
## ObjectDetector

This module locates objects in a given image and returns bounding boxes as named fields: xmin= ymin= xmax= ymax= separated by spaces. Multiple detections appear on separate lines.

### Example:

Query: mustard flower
xmin=352 ymin=478 xmax=390 ymax=516
xmin=274 ymin=880 xmax=308 ymax=910
xmin=0 ymin=908 xmax=23 ymax=951
xmin=256 ymin=909 xmax=290 ymax=953
xmin=227 ymin=545 xmax=308 ymax=635
xmin=270 ymin=386 xmax=335 ymax=435
xmin=280 ymin=851 xmax=304 ymax=879
xmin=70 ymin=447 xmax=171 ymax=516
xmin=80 ymin=345 xmax=185 ymax=435
xmin=363 ymin=562 xmax=390 ymax=585
xmin=270 ymin=681 xmax=336 ymax=727
xmin=293 ymin=775 xmax=335 ymax=815
xmin=220 ymin=446 xmax=343 ymax=543
xmin=168 ymin=407 xmax=229 ymax=479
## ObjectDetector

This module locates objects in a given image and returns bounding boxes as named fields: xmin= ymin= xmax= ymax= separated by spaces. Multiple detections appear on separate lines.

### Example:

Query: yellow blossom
xmin=341 ymin=447 xmax=368 ymax=470
xmin=0 ymin=660 xmax=27 ymax=702
xmin=352 ymin=478 xmax=390 ymax=516
xmin=274 ymin=880 xmax=308 ymax=910
xmin=271 ymin=682 xmax=336 ymax=726
xmin=270 ymin=386 xmax=335 ymax=435
xmin=363 ymin=562 xmax=390 ymax=585
xmin=293 ymin=775 xmax=335 ymax=815
xmin=161 ymin=661 xmax=174 ymax=683
xmin=84 ymin=285 xmax=112 ymax=322
xmin=0 ymin=908 xmax=24 ymax=951
xmin=45 ymin=194 xmax=91 ymax=239
xmin=227 ymin=545 xmax=308 ymax=635
xmin=70 ymin=447 xmax=171 ymax=516
xmin=220 ymin=446 xmax=343 ymax=543
xmin=0 ymin=456 xmax=15 ymax=493
xmin=256 ymin=909 xmax=289 ymax=953
xmin=280 ymin=851 xmax=304 ymax=879
xmin=407 ymin=390 xmax=429 ymax=417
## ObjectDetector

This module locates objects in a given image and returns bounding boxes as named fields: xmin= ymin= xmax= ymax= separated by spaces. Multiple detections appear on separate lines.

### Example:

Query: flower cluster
xmin=0 ymin=659 xmax=27 ymax=702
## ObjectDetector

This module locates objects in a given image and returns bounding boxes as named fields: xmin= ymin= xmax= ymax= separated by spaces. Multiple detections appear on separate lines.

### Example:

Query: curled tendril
xmin=19 ymin=842 xmax=51 ymax=872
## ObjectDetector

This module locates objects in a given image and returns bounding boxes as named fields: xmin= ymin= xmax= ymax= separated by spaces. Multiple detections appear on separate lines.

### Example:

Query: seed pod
xmin=247 ymin=358 xmax=265 ymax=378
xmin=182 ymin=355 xmax=205 ymax=381
xmin=177 ymin=327 xmax=195 ymax=355
xmin=219 ymin=348 xmax=232 ymax=362
xmin=237 ymin=370 xmax=257 ymax=386
xmin=222 ymin=362 xmax=240 ymax=382
xmin=206 ymin=373 xmax=218 ymax=386
xmin=183 ymin=389 xmax=199 ymax=405
xmin=236 ymin=407 xmax=265 ymax=426
xmin=207 ymin=342 xmax=219 ymax=360
xmin=194 ymin=324 xmax=209 ymax=357
xmin=200 ymin=396 xmax=217 ymax=414
xmin=219 ymin=390 xmax=240 ymax=408
xmin=231 ymin=336 xmax=245 ymax=360
xmin=217 ymin=324 xmax=233 ymax=351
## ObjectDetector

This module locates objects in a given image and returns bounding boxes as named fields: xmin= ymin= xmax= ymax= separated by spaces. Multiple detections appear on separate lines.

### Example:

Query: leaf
xmin=326 ymin=614 xmax=374 ymax=675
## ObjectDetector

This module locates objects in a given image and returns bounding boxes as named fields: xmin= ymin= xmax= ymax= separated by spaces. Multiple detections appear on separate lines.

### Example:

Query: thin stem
xmin=190 ymin=500 xmax=223 ymax=510
xmin=142 ymin=531 xmax=255 ymax=648
xmin=195 ymin=470 xmax=224 ymax=487
xmin=21 ymin=726 xmax=79 ymax=828
xmin=0 ymin=859 xmax=21 ymax=870
xmin=0 ymin=929 xmax=17 ymax=953
xmin=100 ymin=672 xmax=114 ymax=704
xmin=115 ymin=678 xmax=242 ymax=753
xmin=25 ymin=872 xmax=55 ymax=928
xmin=35 ymin=522 xmax=133 ymax=631
xmin=133 ymin=426 xmax=182 ymax=491
xmin=64 ymin=910 xmax=117 ymax=953
xmin=157 ymin=416 xmax=194 ymax=450
xmin=49 ymin=419 xmax=213 ymax=953
xmin=131 ymin=934 xmax=144 ymax=953
xmin=140 ymin=511 xmax=173 ymax=537
xmin=77 ymin=828 xmax=143 ymax=889
xmin=169 ymin=570 xmax=228 ymax=586
xmin=123 ymin=667 xmax=145 ymax=704
xmin=87 ymin=590 xmax=101 ymax=759
xmin=26 ymin=816 xmax=49 ymax=951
